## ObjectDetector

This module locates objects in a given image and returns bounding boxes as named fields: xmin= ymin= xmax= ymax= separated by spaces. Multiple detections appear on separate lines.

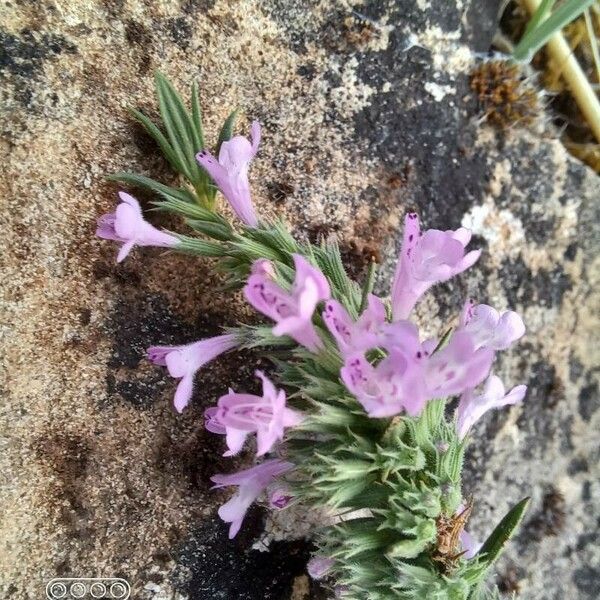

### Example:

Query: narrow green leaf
xmin=157 ymin=73 xmax=203 ymax=156
xmin=108 ymin=173 xmax=197 ymax=203
xmin=230 ymin=324 xmax=296 ymax=350
xmin=191 ymin=81 xmax=205 ymax=149
xmin=216 ymin=108 xmax=239 ymax=153
xmin=152 ymin=197 xmax=228 ymax=223
xmin=522 ymin=0 xmax=556 ymax=37
xmin=359 ymin=260 xmax=377 ymax=313
xmin=129 ymin=107 xmax=180 ymax=171
xmin=230 ymin=239 xmax=284 ymax=262
xmin=175 ymin=234 xmax=227 ymax=257
xmin=327 ymin=476 xmax=375 ymax=507
xmin=514 ymin=0 xmax=596 ymax=62
xmin=271 ymin=220 xmax=300 ymax=255
xmin=432 ymin=327 xmax=453 ymax=354
xmin=185 ymin=219 xmax=233 ymax=241
xmin=386 ymin=522 xmax=436 ymax=559
xmin=154 ymin=73 xmax=196 ymax=181
xmin=477 ymin=497 xmax=530 ymax=567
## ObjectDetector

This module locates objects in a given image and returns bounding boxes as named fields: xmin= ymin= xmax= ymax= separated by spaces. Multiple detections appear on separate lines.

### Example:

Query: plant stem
xmin=521 ymin=0 xmax=600 ymax=143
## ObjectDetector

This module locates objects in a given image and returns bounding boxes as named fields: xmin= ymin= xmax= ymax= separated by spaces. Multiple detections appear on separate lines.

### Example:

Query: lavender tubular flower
xmin=269 ymin=488 xmax=293 ymax=509
xmin=425 ymin=330 xmax=494 ymax=398
xmin=307 ymin=556 xmax=335 ymax=580
xmin=96 ymin=192 xmax=178 ymax=262
xmin=340 ymin=325 xmax=493 ymax=418
xmin=196 ymin=121 xmax=261 ymax=227
xmin=459 ymin=529 xmax=482 ymax=559
xmin=323 ymin=294 xmax=386 ymax=355
xmin=211 ymin=459 xmax=294 ymax=538
xmin=244 ymin=254 xmax=330 ymax=351
xmin=391 ymin=213 xmax=481 ymax=320
xmin=147 ymin=334 xmax=238 ymax=412
xmin=457 ymin=374 xmax=527 ymax=439
xmin=341 ymin=348 xmax=428 ymax=417
xmin=204 ymin=370 xmax=303 ymax=456
xmin=460 ymin=300 xmax=526 ymax=350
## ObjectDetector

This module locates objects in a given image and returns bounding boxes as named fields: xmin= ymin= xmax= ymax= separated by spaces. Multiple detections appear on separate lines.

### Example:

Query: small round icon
xmin=110 ymin=582 xmax=128 ymax=598
xmin=90 ymin=582 xmax=107 ymax=598
xmin=48 ymin=582 xmax=67 ymax=598
xmin=70 ymin=582 xmax=87 ymax=598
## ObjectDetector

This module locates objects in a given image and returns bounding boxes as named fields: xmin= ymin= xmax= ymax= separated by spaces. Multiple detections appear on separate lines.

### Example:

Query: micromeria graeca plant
xmin=98 ymin=73 xmax=531 ymax=599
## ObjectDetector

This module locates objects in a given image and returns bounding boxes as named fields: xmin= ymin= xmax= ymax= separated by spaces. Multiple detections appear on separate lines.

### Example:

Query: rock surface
xmin=1 ymin=1 xmax=598 ymax=599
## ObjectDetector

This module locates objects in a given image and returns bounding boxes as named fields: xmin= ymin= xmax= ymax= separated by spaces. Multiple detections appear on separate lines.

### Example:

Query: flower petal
xmin=173 ymin=375 xmax=194 ymax=413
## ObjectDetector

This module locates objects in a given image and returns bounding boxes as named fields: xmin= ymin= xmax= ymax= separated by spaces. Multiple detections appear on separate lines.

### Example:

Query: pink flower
xmin=147 ymin=334 xmax=238 ymax=413
xmin=96 ymin=192 xmax=178 ymax=262
xmin=459 ymin=529 xmax=482 ymax=559
xmin=391 ymin=213 xmax=481 ymax=320
xmin=204 ymin=370 xmax=303 ymax=457
xmin=425 ymin=331 xmax=495 ymax=399
xmin=341 ymin=327 xmax=493 ymax=418
xmin=341 ymin=321 xmax=429 ymax=417
xmin=456 ymin=374 xmax=527 ymax=439
xmin=211 ymin=459 xmax=294 ymax=538
xmin=269 ymin=487 xmax=293 ymax=509
xmin=323 ymin=294 xmax=387 ymax=355
xmin=307 ymin=556 xmax=334 ymax=580
xmin=460 ymin=301 xmax=526 ymax=350
xmin=244 ymin=254 xmax=330 ymax=351
xmin=196 ymin=121 xmax=261 ymax=227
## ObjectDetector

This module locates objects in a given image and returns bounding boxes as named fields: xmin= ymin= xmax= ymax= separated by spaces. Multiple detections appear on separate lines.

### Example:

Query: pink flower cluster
xmin=96 ymin=120 xmax=527 ymax=544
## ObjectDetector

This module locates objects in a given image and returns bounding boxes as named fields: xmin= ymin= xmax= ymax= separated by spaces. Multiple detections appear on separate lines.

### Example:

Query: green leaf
xmin=216 ymin=108 xmax=239 ymax=153
xmin=154 ymin=72 xmax=198 ymax=181
xmin=513 ymin=0 xmax=597 ymax=62
xmin=327 ymin=476 xmax=376 ymax=508
xmin=359 ymin=260 xmax=377 ymax=313
xmin=191 ymin=81 xmax=205 ymax=149
xmin=129 ymin=107 xmax=181 ymax=172
xmin=386 ymin=520 xmax=436 ymax=559
xmin=175 ymin=234 xmax=227 ymax=257
xmin=245 ymin=225 xmax=298 ymax=262
xmin=522 ymin=0 xmax=556 ymax=37
xmin=313 ymin=240 xmax=361 ymax=315
xmin=477 ymin=497 xmax=530 ymax=567
xmin=231 ymin=324 xmax=296 ymax=350
xmin=230 ymin=238 xmax=285 ymax=262
xmin=185 ymin=219 xmax=233 ymax=241
xmin=108 ymin=172 xmax=197 ymax=203
xmin=152 ymin=197 xmax=228 ymax=223
xmin=432 ymin=327 xmax=453 ymax=354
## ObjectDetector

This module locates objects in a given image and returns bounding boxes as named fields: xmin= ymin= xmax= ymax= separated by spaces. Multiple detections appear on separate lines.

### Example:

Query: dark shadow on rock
xmin=171 ymin=516 xmax=321 ymax=600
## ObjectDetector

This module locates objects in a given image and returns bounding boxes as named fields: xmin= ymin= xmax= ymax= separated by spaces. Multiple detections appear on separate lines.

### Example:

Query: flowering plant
xmin=99 ymin=74 xmax=530 ymax=599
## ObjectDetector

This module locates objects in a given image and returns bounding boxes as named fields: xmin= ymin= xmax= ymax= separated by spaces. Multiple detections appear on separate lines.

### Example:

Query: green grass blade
xmin=514 ymin=0 xmax=597 ymax=62
xmin=522 ymin=0 xmax=556 ymax=37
